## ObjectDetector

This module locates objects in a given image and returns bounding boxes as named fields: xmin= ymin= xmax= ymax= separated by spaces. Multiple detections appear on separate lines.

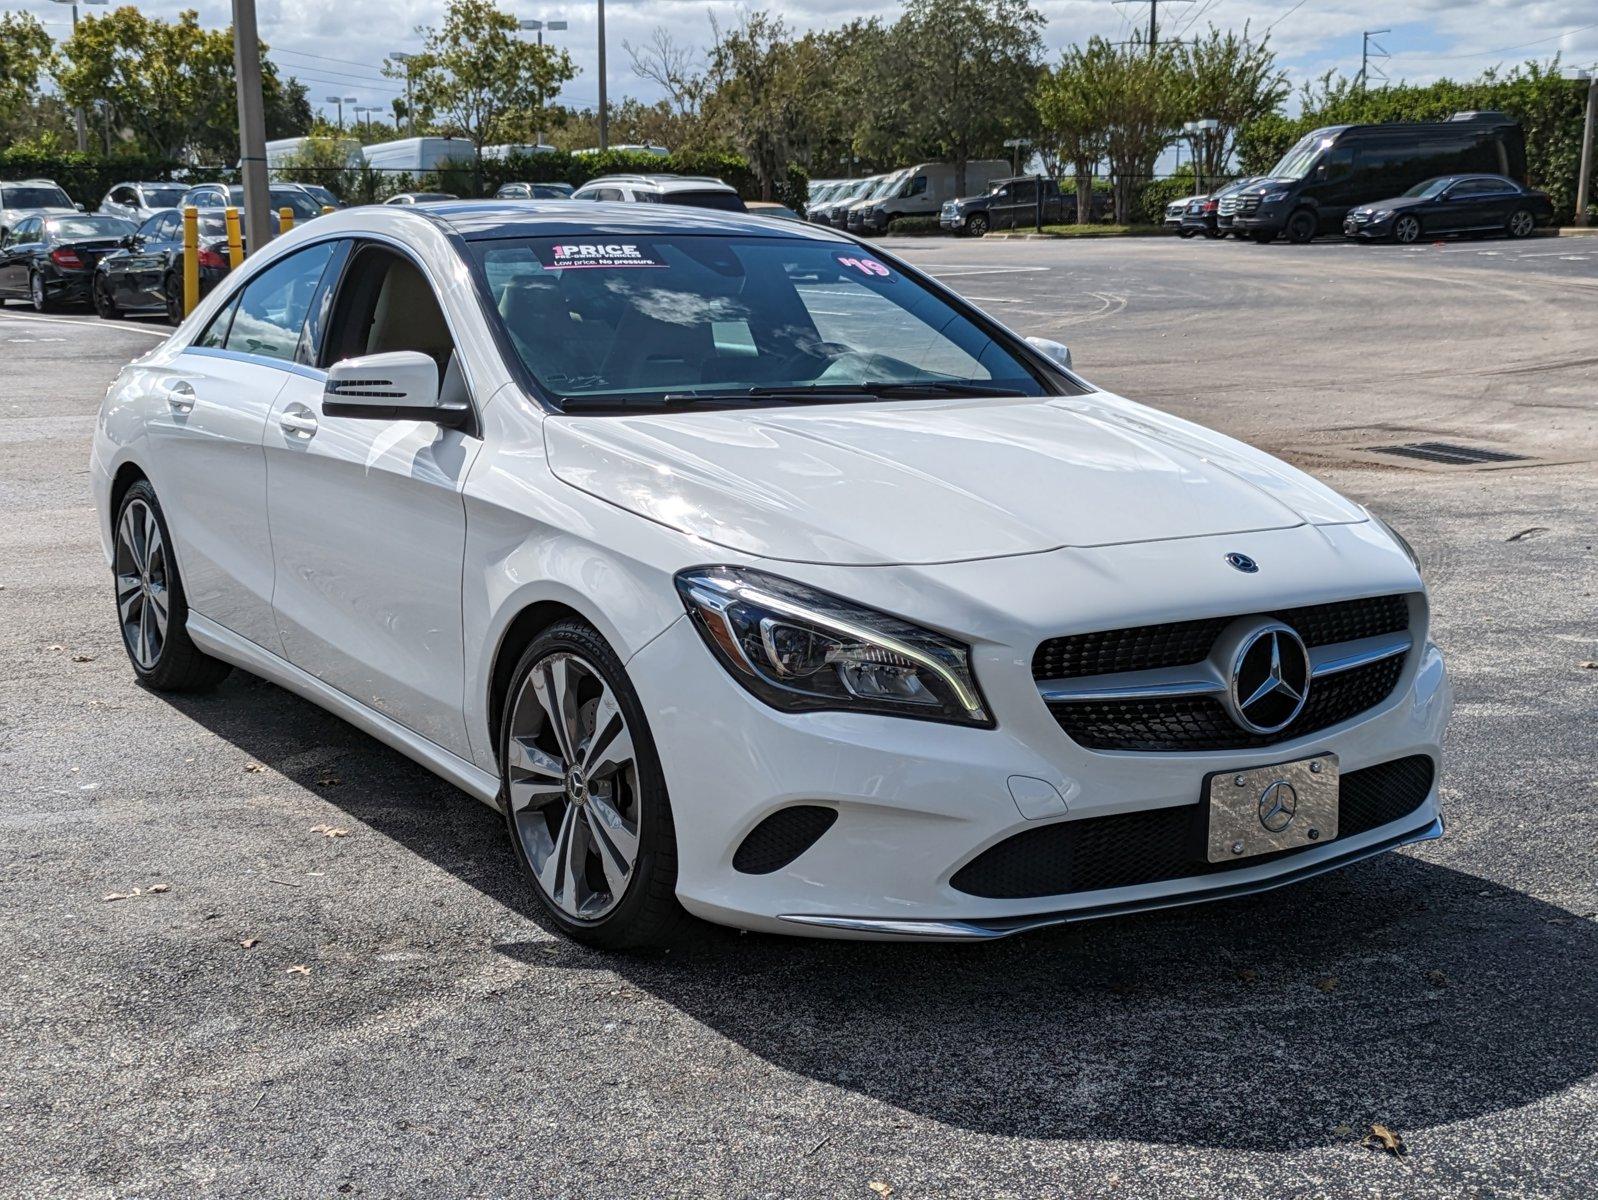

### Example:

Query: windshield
xmin=141 ymin=185 xmax=187 ymax=207
xmin=1402 ymin=177 xmax=1453 ymax=199
xmin=473 ymin=235 xmax=1054 ymax=410
xmin=47 ymin=215 xmax=134 ymax=239
xmin=1267 ymin=134 xmax=1334 ymax=181
xmin=3 ymin=186 xmax=73 ymax=209
xmin=865 ymin=172 xmax=909 ymax=201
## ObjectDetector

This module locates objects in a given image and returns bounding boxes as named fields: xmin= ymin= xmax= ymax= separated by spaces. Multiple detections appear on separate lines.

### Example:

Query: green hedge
xmin=0 ymin=150 xmax=195 ymax=208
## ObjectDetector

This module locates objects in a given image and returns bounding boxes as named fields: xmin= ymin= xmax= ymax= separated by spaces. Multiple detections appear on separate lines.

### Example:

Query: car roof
xmin=581 ymin=174 xmax=737 ymax=194
xmin=416 ymin=199 xmax=853 ymax=242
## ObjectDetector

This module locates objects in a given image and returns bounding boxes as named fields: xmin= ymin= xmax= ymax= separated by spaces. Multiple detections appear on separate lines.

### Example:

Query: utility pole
xmin=231 ymin=0 xmax=273 ymax=254
xmin=596 ymin=0 xmax=609 ymax=150
xmin=1359 ymin=30 xmax=1390 ymax=89
xmin=1114 ymin=0 xmax=1193 ymax=55
xmin=391 ymin=52 xmax=416 ymax=138
xmin=1576 ymin=68 xmax=1596 ymax=227
xmin=50 ymin=0 xmax=107 ymax=155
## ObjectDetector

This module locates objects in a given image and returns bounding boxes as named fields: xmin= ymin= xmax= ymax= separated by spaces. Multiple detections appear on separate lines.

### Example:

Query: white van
xmin=361 ymin=136 xmax=478 ymax=173
xmin=855 ymin=160 xmax=1010 ymax=233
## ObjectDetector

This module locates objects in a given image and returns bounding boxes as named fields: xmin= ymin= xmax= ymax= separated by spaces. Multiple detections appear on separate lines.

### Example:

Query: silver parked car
xmin=99 ymin=181 xmax=190 ymax=225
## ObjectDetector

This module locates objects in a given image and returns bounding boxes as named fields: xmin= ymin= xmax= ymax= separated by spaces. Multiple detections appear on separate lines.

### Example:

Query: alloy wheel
xmin=114 ymin=498 xmax=169 ymax=669
xmin=1508 ymin=210 xmax=1534 ymax=238
xmin=1394 ymin=216 xmax=1421 ymax=244
xmin=966 ymin=214 xmax=989 ymax=237
xmin=30 ymin=273 xmax=48 ymax=312
xmin=505 ymin=652 xmax=641 ymax=922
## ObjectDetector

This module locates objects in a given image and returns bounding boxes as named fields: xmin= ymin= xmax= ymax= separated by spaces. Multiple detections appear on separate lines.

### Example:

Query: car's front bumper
xmin=627 ymin=536 xmax=1451 ymax=941
xmin=1344 ymin=215 xmax=1395 ymax=239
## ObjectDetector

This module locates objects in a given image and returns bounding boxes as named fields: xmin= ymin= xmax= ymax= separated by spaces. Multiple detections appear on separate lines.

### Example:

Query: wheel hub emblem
xmin=1227 ymin=623 xmax=1311 ymax=734
xmin=1258 ymin=780 xmax=1298 ymax=832
xmin=564 ymin=767 xmax=588 ymax=805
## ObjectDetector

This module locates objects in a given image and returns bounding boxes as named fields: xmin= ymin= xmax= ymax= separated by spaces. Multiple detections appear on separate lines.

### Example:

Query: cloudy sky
xmin=24 ymin=0 xmax=1598 ymax=128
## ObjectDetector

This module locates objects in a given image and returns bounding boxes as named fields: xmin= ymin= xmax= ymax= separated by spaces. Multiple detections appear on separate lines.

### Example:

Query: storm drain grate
xmin=1361 ymin=441 xmax=1532 ymax=466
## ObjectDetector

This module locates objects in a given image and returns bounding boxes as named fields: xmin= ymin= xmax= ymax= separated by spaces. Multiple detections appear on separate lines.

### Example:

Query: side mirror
xmin=75 ymin=202 xmax=87 ymax=212
xmin=323 ymin=350 xmax=469 ymax=427
xmin=1026 ymin=336 xmax=1073 ymax=372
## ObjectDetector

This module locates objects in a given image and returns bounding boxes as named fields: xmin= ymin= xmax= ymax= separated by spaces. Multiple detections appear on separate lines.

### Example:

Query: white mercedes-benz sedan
xmin=91 ymin=202 xmax=1450 ymax=947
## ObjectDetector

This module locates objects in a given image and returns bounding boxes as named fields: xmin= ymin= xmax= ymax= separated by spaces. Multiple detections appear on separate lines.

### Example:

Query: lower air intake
xmin=733 ymin=805 xmax=838 ymax=874
xmin=950 ymin=755 xmax=1435 ymax=900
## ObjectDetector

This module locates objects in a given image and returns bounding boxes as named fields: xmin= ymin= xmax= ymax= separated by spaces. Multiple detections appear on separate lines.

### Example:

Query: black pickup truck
xmin=940 ymin=176 xmax=1108 ymax=236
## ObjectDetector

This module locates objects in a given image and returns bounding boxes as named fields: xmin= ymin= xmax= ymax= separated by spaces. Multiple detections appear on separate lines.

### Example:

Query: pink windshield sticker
xmin=836 ymin=254 xmax=892 ymax=279
xmin=540 ymin=242 xmax=665 ymax=269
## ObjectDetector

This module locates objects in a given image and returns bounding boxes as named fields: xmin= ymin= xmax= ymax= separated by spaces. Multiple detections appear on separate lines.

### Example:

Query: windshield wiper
xmin=557 ymin=381 xmax=1029 ymax=412
xmin=861 ymin=381 xmax=1029 ymax=398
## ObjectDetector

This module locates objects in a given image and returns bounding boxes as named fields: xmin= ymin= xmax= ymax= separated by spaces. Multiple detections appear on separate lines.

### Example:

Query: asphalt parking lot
xmin=3 ymin=233 xmax=1595 ymax=1199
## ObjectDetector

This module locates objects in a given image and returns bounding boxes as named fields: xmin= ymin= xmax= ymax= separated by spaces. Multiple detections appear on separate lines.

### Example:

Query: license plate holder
xmin=1206 ymin=753 xmax=1339 ymax=863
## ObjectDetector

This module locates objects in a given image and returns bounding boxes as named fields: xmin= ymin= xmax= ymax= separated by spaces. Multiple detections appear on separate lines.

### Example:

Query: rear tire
xmin=113 ymin=481 xmax=232 ymax=692
xmin=499 ymin=620 xmax=689 ymax=950
xmin=1506 ymin=208 xmax=1535 ymax=239
xmin=1284 ymin=209 xmax=1317 ymax=244
xmin=163 ymin=273 xmax=183 ymax=326
xmin=29 ymin=271 xmax=56 ymax=312
xmin=94 ymin=275 xmax=122 ymax=319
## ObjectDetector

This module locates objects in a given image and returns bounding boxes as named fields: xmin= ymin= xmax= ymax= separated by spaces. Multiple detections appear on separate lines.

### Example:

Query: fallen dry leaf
xmin=47 ymin=643 xmax=64 ymax=651
xmin=71 ymin=654 xmax=94 ymax=663
xmin=1363 ymin=1123 xmax=1407 ymax=1156
xmin=316 ymin=775 xmax=343 ymax=788
xmin=103 ymin=892 xmax=131 ymax=902
xmin=285 ymin=964 xmax=311 ymax=976
xmin=1579 ymin=661 xmax=1597 ymax=670
xmin=867 ymin=1184 xmax=893 ymax=1198
xmin=1425 ymin=969 xmax=1448 ymax=988
xmin=309 ymin=824 xmax=349 ymax=838
xmin=244 ymin=763 xmax=265 ymax=774
xmin=240 ymin=938 xmax=259 ymax=949
xmin=1315 ymin=975 xmax=1338 ymax=993
xmin=147 ymin=883 xmax=170 ymax=894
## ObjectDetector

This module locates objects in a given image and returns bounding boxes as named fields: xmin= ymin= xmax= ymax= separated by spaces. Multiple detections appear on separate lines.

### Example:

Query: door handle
xmin=164 ymin=380 xmax=195 ymax=413
xmin=279 ymin=407 xmax=319 ymax=439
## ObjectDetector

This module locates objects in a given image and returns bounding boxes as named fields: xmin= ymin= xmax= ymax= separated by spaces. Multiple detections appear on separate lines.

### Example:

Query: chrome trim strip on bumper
xmin=778 ymin=814 xmax=1444 ymax=940
xmin=1037 ymin=631 xmax=1410 ymax=704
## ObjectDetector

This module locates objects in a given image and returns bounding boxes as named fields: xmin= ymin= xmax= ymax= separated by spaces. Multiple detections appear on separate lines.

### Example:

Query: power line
xmin=1110 ymin=0 xmax=1195 ymax=53
xmin=272 ymin=47 xmax=404 ymax=72
xmin=1386 ymin=20 xmax=1598 ymax=62
xmin=1265 ymin=0 xmax=1309 ymax=35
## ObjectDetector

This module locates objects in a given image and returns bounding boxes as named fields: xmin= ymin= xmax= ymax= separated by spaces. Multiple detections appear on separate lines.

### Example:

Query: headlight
xmin=1261 ymin=189 xmax=1288 ymax=203
xmin=1371 ymin=514 xmax=1421 ymax=573
xmin=675 ymin=566 xmax=992 ymax=726
xmin=1371 ymin=209 xmax=1392 ymax=220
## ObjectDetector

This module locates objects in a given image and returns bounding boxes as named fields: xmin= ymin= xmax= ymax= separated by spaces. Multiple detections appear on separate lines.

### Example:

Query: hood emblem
xmin=1225 ymin=552 xmax=1259 ymax=574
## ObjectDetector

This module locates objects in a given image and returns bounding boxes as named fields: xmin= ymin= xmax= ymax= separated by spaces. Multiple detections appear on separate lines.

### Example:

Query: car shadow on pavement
xmin=167 ymin=672 xmax=1598 ymax=1153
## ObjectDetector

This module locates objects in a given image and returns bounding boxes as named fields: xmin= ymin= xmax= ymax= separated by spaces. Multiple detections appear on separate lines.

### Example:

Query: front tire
xmin=1506 ymin=208 xmax=1535 ymax=239
xmin=113 ymin=481 xmax=232 ymax=691
xmin=1393 ymin=214 xmax=1422 ymax=244
xmin=965 ymin=213 xmax=989 ymax=237
xmin=94 ymin=275 xmax=122 ymax=319
xmin=1284 ymin=209 xmax=1318 ymax=244
xmin=500 ymin=620 xmax=687 ymax=950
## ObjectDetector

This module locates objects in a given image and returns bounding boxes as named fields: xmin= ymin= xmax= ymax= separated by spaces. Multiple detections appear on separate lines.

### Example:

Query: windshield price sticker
xmin=540 ymin=242 xmax=665 ymax=269
xmin=836 ymin=254 xmax=893 ymax=279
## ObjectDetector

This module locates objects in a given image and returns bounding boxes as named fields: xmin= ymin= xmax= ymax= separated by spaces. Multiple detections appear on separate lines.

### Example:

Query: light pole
xmin=1003 ymin=137 xmax=1027 ymax=175
xmin=518 ymin=18 xmax=568 ymax=148
xmin=231 ymin=0 xmax=273 ymax=253
xmin=1182 ymin=117 xmax=1219 ymax=194
xmin=50 ymin=0 xmax=107 ymax=155
xmin=1574 ymin=68 xmax=1596 ymax=228
xmin=326 ymin=94 xmax=356 ymax=132
xmin=596 ymin=0 xmax=608 ymax=150
xmin=391 ymin=51 xmax=416 ymax=138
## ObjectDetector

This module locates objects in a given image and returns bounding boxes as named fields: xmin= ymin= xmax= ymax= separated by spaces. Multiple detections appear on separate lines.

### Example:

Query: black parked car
xmin=1343 ymin=174 xmax=1555 ymax=243
xmin=0 ymin=213 xmax=136 ymax=311
xmin=940 ymin=176 xmax=1110 ymax=236
xmin=93 ymin=208 xmax=234 ymax=323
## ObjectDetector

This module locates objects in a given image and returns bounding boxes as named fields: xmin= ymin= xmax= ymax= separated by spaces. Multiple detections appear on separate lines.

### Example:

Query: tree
xmin=0 ymin=13 xmax=55 ymax=143
xmin=55 ymin=7 xmax=308 ymax=161
xmin=386 ymin=0 xmax=575 ymax=155
xmin=1036 ymin=42 xmax=1114 ymax=223
xmin=702 ymin=12 xmax=813 ymax=200
xmin=892 ymin=0 xmax=1045 ymax=196
xmin=1175 ymin=25 xmax=1288 ymax=187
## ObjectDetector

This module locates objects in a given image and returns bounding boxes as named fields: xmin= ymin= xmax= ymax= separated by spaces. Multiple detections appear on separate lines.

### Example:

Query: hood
xmin=544 ymin=393 xmax=1366 ymax=565
xmin=1356 ymin=195 xmax=1426 ymax=213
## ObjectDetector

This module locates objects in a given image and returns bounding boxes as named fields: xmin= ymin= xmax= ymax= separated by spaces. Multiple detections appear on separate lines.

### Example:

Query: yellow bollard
xmin=182 ymin=205 xmax=199 ymax=318
xmin=278 ymin=206 xmax=293 ymax=234
xmin=224 ymin=206 xmax=244 ymax=272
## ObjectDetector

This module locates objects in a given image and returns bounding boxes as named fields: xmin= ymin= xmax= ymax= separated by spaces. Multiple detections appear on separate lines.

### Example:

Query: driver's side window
xmin=320 ymin=244 xmax=463 ymax=400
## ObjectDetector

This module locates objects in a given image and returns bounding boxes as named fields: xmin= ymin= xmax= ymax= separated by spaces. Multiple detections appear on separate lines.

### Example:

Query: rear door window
xmin=222 ymin=241 xmax=338 ymax=362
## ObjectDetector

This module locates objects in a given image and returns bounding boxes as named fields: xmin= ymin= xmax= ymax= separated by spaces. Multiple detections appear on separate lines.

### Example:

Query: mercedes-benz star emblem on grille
xmin=1257 ymin=779 xmax=1298 ymax=832
xmin=1225 ymin=552 xmax=1259 ymax=573
xmin=1229 ymin=624 xmax=1311 ymax=734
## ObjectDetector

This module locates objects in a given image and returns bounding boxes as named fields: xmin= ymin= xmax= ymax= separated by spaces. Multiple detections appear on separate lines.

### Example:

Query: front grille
xmin=732 ymin=805 xmax=837 ymax=874
xmin=1218 ymin=195 xmax=1239 ymax=216
xmin=1033 ymin=594 xmax=1411 ymax=681
xmin=1051 ymin=654 xmax=1405 ymax=752
xmin=949 ymin=755 xmax=1435 ymax=899
xmin=1034 ymin=595 xmax=1412 ymax=753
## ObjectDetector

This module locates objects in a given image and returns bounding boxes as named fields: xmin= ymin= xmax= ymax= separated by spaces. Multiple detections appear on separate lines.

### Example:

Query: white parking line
xmin=922 ymin=266 xmax=1053 ymax=277
xmin=0 ymin=310 xmax=170 ymax=337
